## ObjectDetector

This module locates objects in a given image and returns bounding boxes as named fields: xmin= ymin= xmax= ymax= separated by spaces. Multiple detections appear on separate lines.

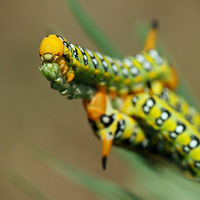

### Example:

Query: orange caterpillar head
xmin=39 ymin=35 xmax=68 ymax=62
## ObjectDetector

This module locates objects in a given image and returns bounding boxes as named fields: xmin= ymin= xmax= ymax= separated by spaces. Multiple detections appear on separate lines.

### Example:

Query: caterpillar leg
xmin=56 ymin=57 xmax=75 ymax=82
xmin=83 ymin=91 xmax=148 ymax=170
xmin=143 ymin=20 xmax=159 ymax=51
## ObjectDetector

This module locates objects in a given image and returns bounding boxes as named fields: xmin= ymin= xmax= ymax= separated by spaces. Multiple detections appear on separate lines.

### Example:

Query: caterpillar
xmin=84 ymin=92 xmax=150 ymax=170
xmin=121 ymin=92 xmax=200 ymax=176
xmin=85 ymin=91 xmax=172 ymax=170
xmin=151 ymin=81 xmax=200 ymax=131
xmin=84 ymin=84 xmax=200 ymax=173
xmin=39 ymin=21 xmax=178 ymax=99
xmin=39 ymin=20 xmax=200 ymax=177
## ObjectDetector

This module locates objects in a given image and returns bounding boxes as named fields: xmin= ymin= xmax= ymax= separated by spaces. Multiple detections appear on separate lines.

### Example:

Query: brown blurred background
xmin=1 ymin=0 xmax=200 ymax=199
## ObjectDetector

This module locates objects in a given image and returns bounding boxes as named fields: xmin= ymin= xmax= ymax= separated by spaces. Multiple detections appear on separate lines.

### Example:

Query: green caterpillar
xmin=39 ymin=22 xmax=178 ymax=98
xmin=39 ymin=21 xmax=200 ymax=177
xmin=151 ymin=81 xmax=200 ymax=131
xmin=121 ymin=92 xmax=200 ymax=176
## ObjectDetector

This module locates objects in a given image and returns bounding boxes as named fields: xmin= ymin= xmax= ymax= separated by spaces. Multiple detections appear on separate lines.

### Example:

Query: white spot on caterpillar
xmin=175 ymin=125 xmax=185 ymax=134
xmin=96 ymin=52 xmax=103 ymax=59
xmin=143 ymin=61 xmax=152 ymax=71
xmin=130 ymin=67 xmax=139 ymax=76
xmin=143 ymin=106 xmax=150 ymax=113
xmin=183 ymin=146 xmax=190 ymax=153
xmin=116 ymin=59 xmax=123 ymax=68
xmin=195 ymin=161 xmax=200 ymax=169
xmin=83 ymin=55 xmax=87 ymax=60
xmin=58 ymin=36 xmax=64 ymax=42
xmin=122 ymin=68 xmax=129 ymax=76
xmin=102 ymin=116 xmax=110 ymax=124
xmin=106 ymin=56 xmax=113 ymax=63
xmin=92 ymin=59 xmax=98 ymax=65
xmin=155 ymin=57 xmax=163 ymax=65
xmin=86 ymin=49 xmax=93 ymax=57
xmin=102 ymin=61 xmax=108 ymax=68
xmin=112 ymin=64 xmax=118 ymax=73
xmin=146 ymin=99 xmax=154 ymax=107
xmin=156 ymin=118 xmax=163 ymax=126
xmin=148 ymin=49 xmax=159 ymax=58
xmin=161 ymin=111 xmax=169 ymax=121
xmin=170 ymin=132 xmax=177 ymax=139
xmin=132 ymin=97 xmax=138 ymax=104
xmin=70 ymin=44 xmax=76 ymax=51
xmin=123 ymin=58 xmax=133 ymax=67
xmin=189 ymin=139 xmax=199 ymax=148
xmin=135 ymin=54 xmax=145 ymax=63
xmin=78 ymin=46 xmax=84 ymax=52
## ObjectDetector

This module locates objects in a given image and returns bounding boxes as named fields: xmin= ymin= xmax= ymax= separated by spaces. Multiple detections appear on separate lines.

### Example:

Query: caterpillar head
xmin=39 ymin=35 xmax=69 ymax=62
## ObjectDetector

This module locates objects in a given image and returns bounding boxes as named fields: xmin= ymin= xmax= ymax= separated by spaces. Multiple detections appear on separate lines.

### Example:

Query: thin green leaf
xmin=42 ymin=20 xmax=66 ymax=37
xmin=30 ymin=144 xmax=144 ymax=200
xmin=116 ymin=148 xmax=200 ymax=200
xmin=65 ymin=0 xmax=122 ymax=57
xmin=6 ymin=171 xmax=51 ymax=200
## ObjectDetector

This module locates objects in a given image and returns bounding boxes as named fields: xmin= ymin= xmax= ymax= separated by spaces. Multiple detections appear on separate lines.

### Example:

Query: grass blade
xmin=65 ymin=0 xmax=122 ymax=57
xmin=6 ymin=171 xmax=51 ymax=200
xmin=116 ymin=148 xmax=200 ymax=200
xmin=30 ymin=144 xmax=144 ymax=200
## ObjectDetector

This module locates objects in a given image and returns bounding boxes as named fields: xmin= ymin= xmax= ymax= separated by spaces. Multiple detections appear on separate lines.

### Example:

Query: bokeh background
xmin=1 ymin=0 xmax=200 ymax=199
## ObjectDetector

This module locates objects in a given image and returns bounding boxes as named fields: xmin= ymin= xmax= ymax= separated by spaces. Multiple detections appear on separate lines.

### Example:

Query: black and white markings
xmin=130 ymin=66 xmax=140 ymax=77
xmin=155 ymin=109 xmax=171 ymax=126
xmin=148 ymin=49 xmax=164 ymax=65
xmin=194 ymin=161 xmax=200 ymax=169
xmin=114 ymin=119 xmax=126 ymax=139
xmin=86 ymin=49 xmax=99 ymax=69
xmin=122 ymin=68 xmax=129 ymax=78
xmin=56 ymin=35 xmax=64 ymax=42
xmin=95 ymin=52 xmax=109 ymax=72
xmin=132 ymin=96 xmax=139 ymax=106
xmin=106 ymin=56 xmax=118 ymax=75
xmin=116 ymin=59 xmax=129 ymax=78
xmin=77 ymin=46 xmax=88 ymax=66
xmin=169 ymin=122 xmax=186 ymax=139
xmin=142 ymin=97 xmax=156 ymax=114
xmin=121 ymin=130 xmax=137 ymax=145
xmin=182 ymin=136 xmax=200 ymax=154
xmin=159 ymin=88 xmax=169 ymax=101
xmin=100 ymin=114 xmax=116 ymax=128
xmin=123 ymin=58 xmax=140 ymax=77
xmin=70 ymin=44 xmax=79 ymax=61
xmin=135 ymin=54 xmax=152 ymax=71
xmin=56 ymin=35 xmax=69 ymax=48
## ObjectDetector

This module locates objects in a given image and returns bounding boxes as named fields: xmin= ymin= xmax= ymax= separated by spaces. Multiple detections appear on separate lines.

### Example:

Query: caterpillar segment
xmin=83 ymin=91 xmax=149 ymax=170
xmin=39 ymin=21 xmax=200 ymax=175
xmin=39 ymin=21 xmax=178 ymax=99
xmin=122 ymin=93 xmax=200 ymax=176
xmin=151 ymin=81 xmax=200 ymax=131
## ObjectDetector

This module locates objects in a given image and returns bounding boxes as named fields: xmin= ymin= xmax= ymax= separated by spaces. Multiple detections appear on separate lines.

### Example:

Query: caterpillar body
xmin=39 ymin=22 xmax=178 ymax=97
xmin=151 ymin=81 xmax=200 ymax=131
xmin=39 ymin=21 xmax=200 ymax=177
xmin=121 ymin=93 xmax=200 ymax=176
xmin=86 ymin=91 xmax=200 ymax=176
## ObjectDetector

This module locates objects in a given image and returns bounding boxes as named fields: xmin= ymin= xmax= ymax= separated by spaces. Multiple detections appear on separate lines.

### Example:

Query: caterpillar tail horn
xmin=143 ymin=19 xmax=159 ymax=51
xmin=101 ymin=139 xmax=113 ymax=170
